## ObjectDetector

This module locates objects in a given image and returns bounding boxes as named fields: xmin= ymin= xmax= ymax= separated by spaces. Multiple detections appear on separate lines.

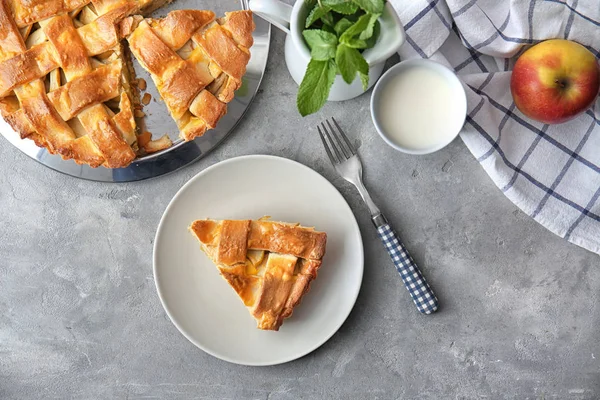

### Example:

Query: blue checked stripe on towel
xmin=377 ymin=224 xmax=438 ymax=314
xmin=391 ymin=0 xmax=600 ymax=255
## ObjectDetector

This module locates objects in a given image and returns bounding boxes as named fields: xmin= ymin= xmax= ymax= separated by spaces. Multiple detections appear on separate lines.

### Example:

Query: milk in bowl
xmin=371 ymin=59 xmax=467 ymax=154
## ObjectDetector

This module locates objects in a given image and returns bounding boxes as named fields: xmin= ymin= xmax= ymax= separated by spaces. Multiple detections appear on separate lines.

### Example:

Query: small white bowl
xmin=370 ymin=59 xmax=467 ymax=155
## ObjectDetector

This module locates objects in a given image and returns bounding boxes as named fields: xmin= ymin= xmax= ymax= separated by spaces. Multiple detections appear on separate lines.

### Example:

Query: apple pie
xmin=0 ymin=0 xmax=254 ymax=168
xmin=190 ymin=218 xmax=327 ymax=331
xmin=127 ymin=10 xmax=254 ymax=142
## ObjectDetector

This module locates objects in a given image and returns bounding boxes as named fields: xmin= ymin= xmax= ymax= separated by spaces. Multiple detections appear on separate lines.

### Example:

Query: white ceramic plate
xmin=153 ymin=155 xmax=364 ymax=366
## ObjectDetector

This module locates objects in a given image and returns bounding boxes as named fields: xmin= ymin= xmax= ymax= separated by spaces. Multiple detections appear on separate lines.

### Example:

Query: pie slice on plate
xmin=126 ymin=10 xmax=254 ymax=144
xmin=190 ymin=218 xmax=328 ymax=331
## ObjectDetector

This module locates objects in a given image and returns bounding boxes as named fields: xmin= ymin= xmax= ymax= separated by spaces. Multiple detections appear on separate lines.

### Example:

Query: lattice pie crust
xmin=0 ymin=0 xmax=254 ymax=168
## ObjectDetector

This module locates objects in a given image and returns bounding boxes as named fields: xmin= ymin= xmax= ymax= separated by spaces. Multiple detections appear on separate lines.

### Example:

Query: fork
xmin=318 ymin=118 xmax=439 ymax=314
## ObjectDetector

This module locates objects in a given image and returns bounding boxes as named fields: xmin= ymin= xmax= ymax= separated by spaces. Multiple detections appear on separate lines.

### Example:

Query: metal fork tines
xmin=318 ymin=118 xmax=381 ymax=218
xmin=318 ymin=118 xmax=356 ymax=162
xmin=317 ymin=117 xmax=439 ymax=315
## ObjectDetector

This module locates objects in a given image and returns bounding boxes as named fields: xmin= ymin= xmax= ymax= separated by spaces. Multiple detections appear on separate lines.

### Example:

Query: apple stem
xmin=555 ymin=79 xmax=568 ymax=89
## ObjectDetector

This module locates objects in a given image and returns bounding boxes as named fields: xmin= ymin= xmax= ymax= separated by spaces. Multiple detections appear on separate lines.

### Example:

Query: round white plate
xmin=153 ymin=155 xmax=364 ymax=366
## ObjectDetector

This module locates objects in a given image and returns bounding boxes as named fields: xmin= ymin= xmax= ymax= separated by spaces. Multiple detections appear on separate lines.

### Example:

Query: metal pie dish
xmin=0 ymin=0 xmax=270 ymax=182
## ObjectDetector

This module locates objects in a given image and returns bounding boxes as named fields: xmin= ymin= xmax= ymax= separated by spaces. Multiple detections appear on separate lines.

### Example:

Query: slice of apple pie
xmin=190 ymin=218 xmax=327 ymax=331
xmin=126 ymin=10 xmax=255 ymax=144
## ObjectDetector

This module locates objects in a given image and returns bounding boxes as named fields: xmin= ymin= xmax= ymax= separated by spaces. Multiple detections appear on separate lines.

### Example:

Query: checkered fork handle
xmin=377 ymin=224 xmax=439 ymax=314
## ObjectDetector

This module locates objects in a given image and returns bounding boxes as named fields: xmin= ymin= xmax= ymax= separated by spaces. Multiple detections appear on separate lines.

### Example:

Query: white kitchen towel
xmin=390 ymin=0 xmax=600 ymax=255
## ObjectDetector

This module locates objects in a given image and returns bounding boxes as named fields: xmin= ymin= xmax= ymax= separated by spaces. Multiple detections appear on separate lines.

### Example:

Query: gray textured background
xmin=2 ymin=27 xmax=600 ymax=400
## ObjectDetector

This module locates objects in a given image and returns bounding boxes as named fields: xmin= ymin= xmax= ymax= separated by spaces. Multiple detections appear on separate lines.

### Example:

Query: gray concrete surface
xmin=2 ymin=27 xmax=600 ymax=400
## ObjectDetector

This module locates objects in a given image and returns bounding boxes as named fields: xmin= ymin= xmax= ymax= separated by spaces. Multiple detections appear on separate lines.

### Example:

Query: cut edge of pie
xmin=0 ymin=0 xmax=150 ymax=168
xmin=189 ymin=217 xmax=328 ymax=331
xmin=0 ymin=1 xmax=255 ymax=168
xmin=125 ymin=9 xmax=255 ymax=144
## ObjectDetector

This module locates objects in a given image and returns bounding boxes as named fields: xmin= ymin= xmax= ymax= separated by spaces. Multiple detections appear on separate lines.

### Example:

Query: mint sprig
xmin=336 ymin=44 xmax=368 ymax=84
xmin=297 ymin=0 xmax=384 ymax=116
xmin=297 ymin=59 xmax=337 ymax=117
xmin=303 ymin=30 xmax=338 ymax=60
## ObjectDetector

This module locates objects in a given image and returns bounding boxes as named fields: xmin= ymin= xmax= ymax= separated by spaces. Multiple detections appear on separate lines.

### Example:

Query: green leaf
xmin=320 ymin=11 xmax=335 ymax=26
xmin=306 ymin=4 xmax=330 ymax=28
xmin=352 ymin=0 xmax=384 ymax=14
xmin=359 ymin=13 xmax=380 ymax=40
xmin=322 ymin=0 xmax=359 ymax=14
xmin=321 ymin=24 xmax=337 ymax=36
xmin=364 ymin=20 xmax=380 ymax=48
xmin=297 ymin=59 xmax=336 ymax=116
xmin=339 ymin=13 xmax=374 ymax=44
xmin=334 ymin=18 xmax=354 ymax=36
xmin=335 ymin=43 xmax=368 ymax=84
xmin=303 ymin=29 xmax=338 ymax=60
xmin=359 ymin=71 xmax=369 ymax=90
xmin=322 ymin=23 xmax=336 ymax=34
xmin=342 ymin=37 xmax=369 ymax=49
xmin=345 ymin=12 xmax=360 ymax=22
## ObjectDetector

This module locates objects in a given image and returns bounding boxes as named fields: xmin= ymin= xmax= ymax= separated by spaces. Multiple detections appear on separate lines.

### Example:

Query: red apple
xmin=510 ymin=39 xmax=600 ymax=124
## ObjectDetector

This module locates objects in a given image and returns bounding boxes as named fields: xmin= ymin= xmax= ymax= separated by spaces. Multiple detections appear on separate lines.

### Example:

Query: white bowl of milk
xmin=370 ymin=59 xmax=467 ymax=155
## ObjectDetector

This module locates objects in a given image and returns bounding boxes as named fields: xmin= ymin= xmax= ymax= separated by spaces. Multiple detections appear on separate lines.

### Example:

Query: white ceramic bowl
xmin=370 ymin=59 xmax=467 ymax=155
xmin=250 ymin=0 xmax=405 ymax=101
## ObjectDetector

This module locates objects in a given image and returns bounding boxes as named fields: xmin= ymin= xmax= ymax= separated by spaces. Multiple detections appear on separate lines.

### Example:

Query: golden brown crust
xmin=127 ymin=10 xmax=254 ymax=142
xmin=9 ymin=0 xmax=89 ymax=28
xmin=190 ymin=218 xmax=327 ymax=331
xmin=0 ymin=0 xmax=26 ymax=60
xmin=278 ymin=259 xmax=322 ymax=324
xmin=193 ymin=22 xmax=250 ymax=81
xmin=192 ymin=219 xmax=327 ymax=260
xmin=216 ymin=220 xmax=250 ymax=266
xmin=218 ymin=265 xmax=258 ymax=307
xmin=0 ymin=0 xmax=147 ymax=168
xmin=248 ymin=221 xmax=327 ymax=260
xmin=128 ymin=20 xmax=211 ymax=120
xmin=189 ymin=90 xmax=227 ymax=129
xmin=219 ymin=11 xmax=255 ymax=49
xmin=77 ymin=104 xmax=136 ymax=168
xmin=251 ymin=253 xmax=297 ymax=330
xmin=47 ymin=62 xmax=121 ymax=120
xmin=0 ymin=4 xmax=254 ymax=168
xmin=148 ymin=9 xmax=214 ymax=50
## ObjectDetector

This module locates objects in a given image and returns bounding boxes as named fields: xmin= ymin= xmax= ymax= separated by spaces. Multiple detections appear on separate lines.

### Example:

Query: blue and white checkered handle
xmin=377 ymin=223 xmax=439 ymax=314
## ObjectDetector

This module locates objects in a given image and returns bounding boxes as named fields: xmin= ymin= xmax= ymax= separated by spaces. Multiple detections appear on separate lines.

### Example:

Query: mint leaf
xmin=364 ymin=20 xmax=380 ymax=48
xmin=303 ymin=30 xmax=338 ymax=60
xmin=334 ymin=18 xmax=354 ymax=35
xmin=335 ymin=44 xmax=368 ymax=84
xmin=359 ymin=71 xmax=369 ymax=90
xmin=322 ymin=0 xmax=359 ymax=14
xmin=352 ymin=0 xmax=384 ymax=14
xmin=306 ymin=4 xmax=330 ymax=28
xmin=339 ymin=13 xmax=379 ymax=48
xmin=359 ymin=13 xmax=380 ymax=40
xmin=322 ymin=23 xmax=336 ymax=34
xmin=297 ymin=59 xmax=336 ymax=116
xmin=339 ymin=13 xmax=374 ymax=44
xmin=342 ymin=37 xmax=368 ymax=49
xmin=320 ymin=11 xmax=335 ymax=26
